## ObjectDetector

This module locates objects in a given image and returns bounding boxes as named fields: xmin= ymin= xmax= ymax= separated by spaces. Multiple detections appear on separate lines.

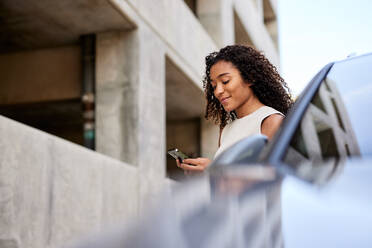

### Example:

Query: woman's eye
xmin=222 ymin=80 xmax=229 ymax=84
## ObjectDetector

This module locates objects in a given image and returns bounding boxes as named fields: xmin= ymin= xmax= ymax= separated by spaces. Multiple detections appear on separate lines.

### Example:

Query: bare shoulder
xmin=261 ymin=114 xmax=284 ymax=140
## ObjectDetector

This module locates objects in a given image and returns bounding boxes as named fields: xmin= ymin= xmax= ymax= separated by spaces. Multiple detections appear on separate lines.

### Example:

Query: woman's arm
xmin=261 ymin=113 xmax=284 ymax=140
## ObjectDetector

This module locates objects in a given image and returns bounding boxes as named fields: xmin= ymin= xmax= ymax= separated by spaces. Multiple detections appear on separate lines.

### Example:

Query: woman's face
xmin=210 ymin=60 xmax=253 ymax=114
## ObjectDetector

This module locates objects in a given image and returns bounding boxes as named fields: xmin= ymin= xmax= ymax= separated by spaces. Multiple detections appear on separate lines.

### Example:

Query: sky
xmin=278 ymin=0 xmax=372 ymax=96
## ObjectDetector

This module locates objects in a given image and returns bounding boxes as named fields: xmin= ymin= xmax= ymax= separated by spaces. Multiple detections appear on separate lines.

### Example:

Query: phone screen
xmin=167 ymin=148 xmax=189 ymax=163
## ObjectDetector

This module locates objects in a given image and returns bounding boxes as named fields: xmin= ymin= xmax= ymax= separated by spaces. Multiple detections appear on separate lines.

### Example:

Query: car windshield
xmin=326 ymin=54 xmax=372 ymax=155
xmin=282 ymin=54 xmax=372 ymax=172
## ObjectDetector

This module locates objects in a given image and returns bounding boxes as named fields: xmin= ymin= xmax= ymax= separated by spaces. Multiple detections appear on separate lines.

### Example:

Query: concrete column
xmin=96 ymin=27 xmax=167 ymax=208
xmin=136 ymin=25 xmax=166 ymax=206
xmin=96 ymin=31 xmax=139 ymax=165
xmin=257 ymin=0 xmax=264 ymax=21
xmin=197 ymin=0 xmax=235 ymax=48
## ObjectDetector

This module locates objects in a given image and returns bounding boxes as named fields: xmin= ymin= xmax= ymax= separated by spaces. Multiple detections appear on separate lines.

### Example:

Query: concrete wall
xmin=110 ymin=0 xmax=217 ymax=83
xmin=0 ymin=115 xmax=139 ymax=248
xmin=197 ymin=0 xmax=235 ymax=48
xmin=234 ymin=0 xmax=279 ymax=66
xmin=197 ymin=0 xmax=279 ymax=66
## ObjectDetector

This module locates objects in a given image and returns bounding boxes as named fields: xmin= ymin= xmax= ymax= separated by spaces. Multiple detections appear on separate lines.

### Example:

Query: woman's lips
xmin=220 ymin=97 xmax=230 ymax=104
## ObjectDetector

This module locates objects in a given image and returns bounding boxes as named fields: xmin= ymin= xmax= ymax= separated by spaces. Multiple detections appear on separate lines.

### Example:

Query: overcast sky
xmin=278 ymin=0 xmax=372 ymax=96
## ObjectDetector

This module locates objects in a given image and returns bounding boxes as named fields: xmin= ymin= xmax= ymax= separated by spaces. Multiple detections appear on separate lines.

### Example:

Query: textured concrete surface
xmin=96 ymin=31 xmax=139 ymax=166
xmin=0 ymin=0 xmax=135 ymax=52
xmin=111 ymin=0 xmax=217 ymax=84
xmin=0 ymin=116 xmax=139 ymax=248
xmin=95 ymin=25 xmax=168 ymax=212
xmin=234 ymin=0 xmax=279 ymax=67
xmin=136 ymin=25 xmax=167 ymax=210
xmin=165 ymin=58 xmax=205 ymax=121
xmin=197 ymin=0 xmax=235 ymax=48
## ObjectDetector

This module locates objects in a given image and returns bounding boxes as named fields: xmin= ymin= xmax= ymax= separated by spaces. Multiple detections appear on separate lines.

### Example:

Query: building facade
xmin=0 ymin=0 xmax=279 ymax=247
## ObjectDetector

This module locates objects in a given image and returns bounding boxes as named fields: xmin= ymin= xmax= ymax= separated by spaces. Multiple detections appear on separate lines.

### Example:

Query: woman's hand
xmin=176 ymin=157 xmax=211 ymax=175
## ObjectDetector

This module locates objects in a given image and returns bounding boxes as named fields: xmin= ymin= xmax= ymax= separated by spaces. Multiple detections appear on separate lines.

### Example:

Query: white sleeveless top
xmin=214 ymin=106 xmax=283 ymax=158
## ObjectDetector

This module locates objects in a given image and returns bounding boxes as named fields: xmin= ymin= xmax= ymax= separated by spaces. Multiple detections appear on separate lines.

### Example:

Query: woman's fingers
xmin=183 ymin=158 xmax=201 ymax=165
xmin=177 ymin=157 xmax=212 ymax=174
xmin=179 ymin=162 xmax=204 ymax=171
xmin=176 ymin=159 xmax=181 ymax=167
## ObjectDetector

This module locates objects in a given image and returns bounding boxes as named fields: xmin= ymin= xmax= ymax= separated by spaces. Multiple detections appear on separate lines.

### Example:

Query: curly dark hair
xmin=203 ymin=45 xmax=293 ymax=129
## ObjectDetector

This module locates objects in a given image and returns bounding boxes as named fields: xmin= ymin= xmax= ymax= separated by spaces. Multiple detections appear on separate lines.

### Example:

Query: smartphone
xmin=167 ymin=148 xmax=189 ymax=163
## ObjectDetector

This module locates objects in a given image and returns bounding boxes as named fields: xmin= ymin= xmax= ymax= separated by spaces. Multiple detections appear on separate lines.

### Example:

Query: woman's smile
xmin=220 ymin=96 xmax=231 ymax=105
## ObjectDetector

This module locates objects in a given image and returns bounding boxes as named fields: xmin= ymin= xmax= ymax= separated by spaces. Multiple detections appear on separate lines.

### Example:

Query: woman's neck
xmin=235 ymin=96 xmax=265 ymax=118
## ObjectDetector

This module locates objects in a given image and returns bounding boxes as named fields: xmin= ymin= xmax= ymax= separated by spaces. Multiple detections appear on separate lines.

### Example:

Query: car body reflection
xmin=68 ymin=157 xmax=372 ymax=248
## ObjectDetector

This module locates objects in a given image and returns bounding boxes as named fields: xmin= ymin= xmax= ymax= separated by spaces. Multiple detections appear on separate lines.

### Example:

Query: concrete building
xmin=0 ymin=0 xmax=279 ymax=247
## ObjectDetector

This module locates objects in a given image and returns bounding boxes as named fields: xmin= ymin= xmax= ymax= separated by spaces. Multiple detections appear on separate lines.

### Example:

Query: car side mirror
xmin=210 ymin=134 xmax=268 ymax=167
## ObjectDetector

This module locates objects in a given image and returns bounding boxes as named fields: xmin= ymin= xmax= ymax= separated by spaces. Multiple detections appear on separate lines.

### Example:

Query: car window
xmin=326 ymin=55 xmax=372 ymax=155
xmin=283 ymin=81 xmax=353 ymax=168
xmin=282 ymin=54 xmax=372 ymax=167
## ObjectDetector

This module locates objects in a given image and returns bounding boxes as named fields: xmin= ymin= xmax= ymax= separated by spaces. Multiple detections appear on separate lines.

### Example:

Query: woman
xmin=177 ymin=45 xmax=293 ymax=173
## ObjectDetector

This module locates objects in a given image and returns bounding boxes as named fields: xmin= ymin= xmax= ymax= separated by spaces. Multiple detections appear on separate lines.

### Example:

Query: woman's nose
xmin=214 ymin=84 xmax=224 ymax=96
